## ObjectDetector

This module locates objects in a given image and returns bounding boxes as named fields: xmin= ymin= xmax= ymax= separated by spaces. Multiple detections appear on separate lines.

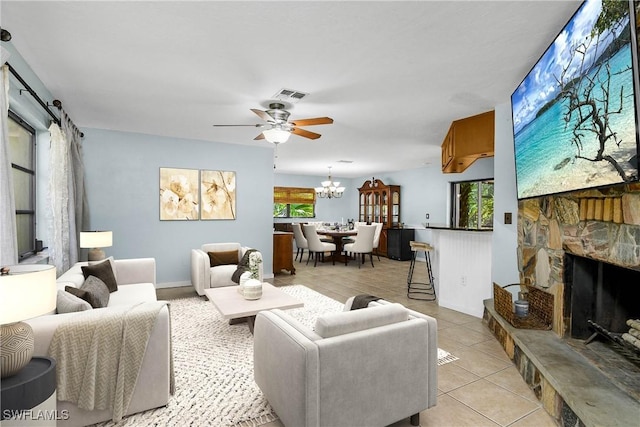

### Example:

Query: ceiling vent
xmin=273 ymin=88 xmax=308 ymax=104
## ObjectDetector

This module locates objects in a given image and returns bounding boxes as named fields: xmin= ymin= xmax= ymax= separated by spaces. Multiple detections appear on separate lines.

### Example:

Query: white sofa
xmin=25 ymin=258 xmax=171 ymax=427
xmin=191 ymin=242 xmax=263 ymax=296
xmin=253 ymin=298 xmax=438 ymax=427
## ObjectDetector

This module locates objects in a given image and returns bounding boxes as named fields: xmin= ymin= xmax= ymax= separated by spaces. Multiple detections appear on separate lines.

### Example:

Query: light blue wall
xmin=350 ymin=159 xmax=495 ymax=250
xmin=81 ymin=129 xmax=275 ymax=285
xmin=492 ymin=103 xmax=520 ymax=286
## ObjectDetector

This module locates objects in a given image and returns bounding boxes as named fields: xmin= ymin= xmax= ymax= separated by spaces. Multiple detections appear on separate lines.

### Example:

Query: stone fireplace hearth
xmin=484 ymin=182 xmax=640 ymax=426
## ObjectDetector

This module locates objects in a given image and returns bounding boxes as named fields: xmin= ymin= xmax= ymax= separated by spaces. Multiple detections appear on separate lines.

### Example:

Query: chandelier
xmin=315 ymin=167 xmax=345 ymax=199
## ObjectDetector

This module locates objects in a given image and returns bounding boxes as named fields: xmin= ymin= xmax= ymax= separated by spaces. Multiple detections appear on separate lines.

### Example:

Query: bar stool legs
xmin=407 ymin=241 xmax=436 ymax=301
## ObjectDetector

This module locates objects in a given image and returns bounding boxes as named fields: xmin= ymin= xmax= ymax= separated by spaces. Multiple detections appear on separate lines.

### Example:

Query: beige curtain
xmin=48 ymin=110 xmax=87 ymax=274
xmin=0 ymin=64 xmax=18 ymax=265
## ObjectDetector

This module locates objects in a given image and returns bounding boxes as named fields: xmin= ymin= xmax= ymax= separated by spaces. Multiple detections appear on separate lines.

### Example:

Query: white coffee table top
xmin=204 ymin=283 xmax=303 ymax=320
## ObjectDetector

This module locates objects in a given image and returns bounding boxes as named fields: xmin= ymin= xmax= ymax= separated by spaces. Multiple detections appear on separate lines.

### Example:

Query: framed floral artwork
xmin=200 ymin=170 xmax=236 ymax=220
xmin=159 ymin=167 xmax=199 ymax=220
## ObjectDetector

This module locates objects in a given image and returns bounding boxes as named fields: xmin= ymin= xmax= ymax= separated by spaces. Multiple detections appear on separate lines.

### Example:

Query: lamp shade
xmin=263 ymin=129 xmax=291 ymax=144
xmin=0 ymin=264 xmax=57 ymax=325
xmin=80 ymin=231 xmax=113 ymax=249
xmin=1 ymin=264 xmax=56 ymax=377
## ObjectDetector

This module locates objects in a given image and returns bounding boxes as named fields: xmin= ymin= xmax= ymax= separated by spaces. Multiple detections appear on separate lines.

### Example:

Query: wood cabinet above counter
xmin=441 ymin=110 xmax=494 ymax=173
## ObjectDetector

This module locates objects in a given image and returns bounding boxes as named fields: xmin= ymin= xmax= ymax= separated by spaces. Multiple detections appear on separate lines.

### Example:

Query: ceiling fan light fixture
xmin=263 ymin=128 xmax=291 ymax=144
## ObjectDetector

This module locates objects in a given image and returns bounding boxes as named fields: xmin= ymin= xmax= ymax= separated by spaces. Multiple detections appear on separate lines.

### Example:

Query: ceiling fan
xmin=213 ymin=102 xmax=333 ymax=144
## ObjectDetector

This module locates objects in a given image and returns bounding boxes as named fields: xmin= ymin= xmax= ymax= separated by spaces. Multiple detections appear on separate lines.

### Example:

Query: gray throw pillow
xmin=56 ymin=289 xmax=92 ymax=313
xmin=81 ymin=258 xmax=118 ymax=293
xmin=66 ymin=275 xmax=110 ymax=308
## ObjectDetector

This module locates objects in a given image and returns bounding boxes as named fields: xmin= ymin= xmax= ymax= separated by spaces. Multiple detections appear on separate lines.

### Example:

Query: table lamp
xmin=0 ymin=264 xmax=56 ymax=378
xmin=80 ymin=230 xmax=113 ymax=261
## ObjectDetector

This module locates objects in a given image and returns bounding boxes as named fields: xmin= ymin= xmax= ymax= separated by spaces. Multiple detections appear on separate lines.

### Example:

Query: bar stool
xmin=407 ymin=241 xmax=436 ymax=301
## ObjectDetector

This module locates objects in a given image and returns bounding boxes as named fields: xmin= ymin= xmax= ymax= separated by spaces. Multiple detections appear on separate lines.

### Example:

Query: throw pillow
xmin=66 ymin=275 xmax=110 ymax=308
xmin=81 ymin=258 xmax=118 ymax=293
xmin=208 ymin=250 xmax=239 ymax=267
xmin=56 ymin=289 xmax=92 ymax=313
xmin=232 ymin=248 xmax=258 ymax=283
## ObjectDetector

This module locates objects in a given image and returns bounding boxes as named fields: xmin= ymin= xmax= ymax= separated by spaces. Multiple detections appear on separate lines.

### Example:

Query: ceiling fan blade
xmin=251 ymin=108 xmax=275 ymax=122
xmin=254 ymin=132 xmax=265 ymax=140
xmin=291 ymin=127 xmax=322 ymax=140
xmin=213 ymin=124 xmax=264 ymax=127
xmin=290 ymin=117 xmax=334 ymax=126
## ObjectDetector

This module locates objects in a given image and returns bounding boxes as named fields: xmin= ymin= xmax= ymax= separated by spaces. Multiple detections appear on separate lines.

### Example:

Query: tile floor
xmin=158 ymin=254 xmax=557 ymax=427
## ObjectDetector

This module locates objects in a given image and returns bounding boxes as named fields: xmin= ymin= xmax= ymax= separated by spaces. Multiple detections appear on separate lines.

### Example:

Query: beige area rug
xmin=94 ymin=285 xmax=456 ymax=427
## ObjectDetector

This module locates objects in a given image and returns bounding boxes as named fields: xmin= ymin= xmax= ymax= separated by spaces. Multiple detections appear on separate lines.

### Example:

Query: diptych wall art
xmin=200 ymin=170 xmax=236 ymax=220
xmin=159 ymin=168 xmax=200 ymax=220
xmin=159 ymin=168 xmax=237 ymax=221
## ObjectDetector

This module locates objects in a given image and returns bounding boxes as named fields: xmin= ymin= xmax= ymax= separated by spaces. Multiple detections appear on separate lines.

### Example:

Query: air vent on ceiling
xmin=337 ymin=160 xmax=354 ymax=163
xmin=273 ymin=88 xmax=309 ymax=103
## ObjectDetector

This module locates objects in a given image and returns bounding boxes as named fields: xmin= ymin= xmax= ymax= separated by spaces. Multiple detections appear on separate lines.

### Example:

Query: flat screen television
xmin=511 ymin=0 xmax=640 ymax=200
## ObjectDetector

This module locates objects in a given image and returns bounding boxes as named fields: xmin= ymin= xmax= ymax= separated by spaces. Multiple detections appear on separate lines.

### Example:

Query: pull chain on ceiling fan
xmin=213 ymin=102 xmax=333 ymax=143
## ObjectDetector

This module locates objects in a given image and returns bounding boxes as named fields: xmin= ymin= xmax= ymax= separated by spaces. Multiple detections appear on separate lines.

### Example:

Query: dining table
xmin=316 ymin=228 xmax=358 ymax=263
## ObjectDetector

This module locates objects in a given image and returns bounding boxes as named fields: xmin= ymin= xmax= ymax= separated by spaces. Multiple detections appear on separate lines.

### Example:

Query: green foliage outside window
xmin=273 ymin=203 xmax=314 ymax=218
xmin=453 ymin=179 xmax=494 ymax=229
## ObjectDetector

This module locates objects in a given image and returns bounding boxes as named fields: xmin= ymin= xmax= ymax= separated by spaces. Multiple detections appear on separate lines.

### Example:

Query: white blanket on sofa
xmin=48 ymin=301 xmax=168 ymax=422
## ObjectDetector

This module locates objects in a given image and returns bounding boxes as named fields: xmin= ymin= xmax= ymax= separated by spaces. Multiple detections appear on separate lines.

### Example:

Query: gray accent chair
xmin=253 ymin=300 xmax=438 ymax=427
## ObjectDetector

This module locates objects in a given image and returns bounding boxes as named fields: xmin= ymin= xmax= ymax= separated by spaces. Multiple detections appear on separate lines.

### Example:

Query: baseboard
xmin=156 ymin=275 xmax=275 ymax=289
xmin=156 ymin=280 xmax=192 ymax=289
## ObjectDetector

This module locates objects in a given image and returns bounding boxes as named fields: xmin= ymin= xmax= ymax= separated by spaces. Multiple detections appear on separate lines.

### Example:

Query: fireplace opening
xmin=563 ymin=253 xmax=640 ymax=340
xmin=563 ymin=253 xmax=640 ymax=400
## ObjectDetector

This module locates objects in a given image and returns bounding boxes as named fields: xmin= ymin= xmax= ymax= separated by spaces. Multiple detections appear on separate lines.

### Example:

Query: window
xmin=8 ymin=111 xmax=37 ymax=258
xmin=451 ymin=179 xmax=494 ymax=229
xmin=273 ymin=187 xmax=316 ymax=218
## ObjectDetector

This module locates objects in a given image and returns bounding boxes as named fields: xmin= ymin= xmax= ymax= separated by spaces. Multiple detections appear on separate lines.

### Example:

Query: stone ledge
xmin=484 ymin=299 xmax=640 ymax=427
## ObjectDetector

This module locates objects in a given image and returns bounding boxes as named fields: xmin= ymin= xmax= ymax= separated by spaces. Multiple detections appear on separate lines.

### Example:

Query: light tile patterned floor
xmin=159 ymin=255 xmax=557 ymax=427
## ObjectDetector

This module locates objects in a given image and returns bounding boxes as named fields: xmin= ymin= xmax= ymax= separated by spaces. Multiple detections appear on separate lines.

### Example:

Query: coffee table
xmin=204 ymin=283 xmax=303 ymax=333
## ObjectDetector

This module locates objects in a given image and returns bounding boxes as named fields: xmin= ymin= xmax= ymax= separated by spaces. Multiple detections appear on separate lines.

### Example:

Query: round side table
xmin=1 ymin=356 xmax=57 ymax=425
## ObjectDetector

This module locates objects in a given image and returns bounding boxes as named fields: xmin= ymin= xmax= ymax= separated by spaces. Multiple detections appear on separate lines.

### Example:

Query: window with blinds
xmin=274 ymin=187 xmax=316 ymax=218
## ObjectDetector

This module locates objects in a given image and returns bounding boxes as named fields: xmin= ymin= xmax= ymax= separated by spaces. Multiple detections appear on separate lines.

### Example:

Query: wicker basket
xmin=493 ymin=283 xmax=553 ymax=330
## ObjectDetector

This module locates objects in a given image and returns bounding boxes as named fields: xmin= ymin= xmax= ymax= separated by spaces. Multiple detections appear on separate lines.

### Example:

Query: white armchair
xmin=253 ymin=300 xmax=438 ymax=427
xmin=191 ymin=242 xmax=263 ymax=296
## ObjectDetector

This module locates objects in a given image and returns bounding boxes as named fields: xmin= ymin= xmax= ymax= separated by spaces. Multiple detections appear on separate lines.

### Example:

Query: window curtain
xmin=48 ymin=111 xmax=86 ymax=275
xmin=0 ymin=64 xmax=18 ymax=265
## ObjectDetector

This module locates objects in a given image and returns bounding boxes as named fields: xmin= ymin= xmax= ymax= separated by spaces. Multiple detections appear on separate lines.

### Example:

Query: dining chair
xmin=292 ymin=223 xmax=309 ymax=263
xmin=372 ymin=222 xmax=384 ymax=260
xmin=342 ymin=221 xmax=368 ymax=245
xmin=302 ymin=224 xmax=336 ymax=267
xmin=343 ymin=224 xmax=376 ymax=268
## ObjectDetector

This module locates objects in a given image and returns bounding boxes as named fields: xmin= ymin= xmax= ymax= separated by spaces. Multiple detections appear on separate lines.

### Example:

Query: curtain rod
xmin=7 ymin=62 xmax=61 ymax=126
xmin=6 ymin=62 xmax=84 ymax=137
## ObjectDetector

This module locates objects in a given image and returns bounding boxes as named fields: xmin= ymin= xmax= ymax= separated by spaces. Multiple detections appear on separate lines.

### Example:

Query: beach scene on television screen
xmin=512 ymin=0 xmax=639 ymax=199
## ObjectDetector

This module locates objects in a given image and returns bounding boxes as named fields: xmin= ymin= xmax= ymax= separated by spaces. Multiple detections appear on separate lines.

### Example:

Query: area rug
xmin=95 ymin=285 xmax=456 ymax=427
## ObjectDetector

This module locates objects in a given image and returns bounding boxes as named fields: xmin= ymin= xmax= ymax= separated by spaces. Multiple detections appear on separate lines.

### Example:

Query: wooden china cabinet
xmin=357 ymin=178 xmax=401 ymax=257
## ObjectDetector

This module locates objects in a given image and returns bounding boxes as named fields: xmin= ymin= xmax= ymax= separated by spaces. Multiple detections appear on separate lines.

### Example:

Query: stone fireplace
xmin=518 ymin=182 xmax=640 ymax=337
xmin=484 ymin=182 xmax=640 ymax=425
